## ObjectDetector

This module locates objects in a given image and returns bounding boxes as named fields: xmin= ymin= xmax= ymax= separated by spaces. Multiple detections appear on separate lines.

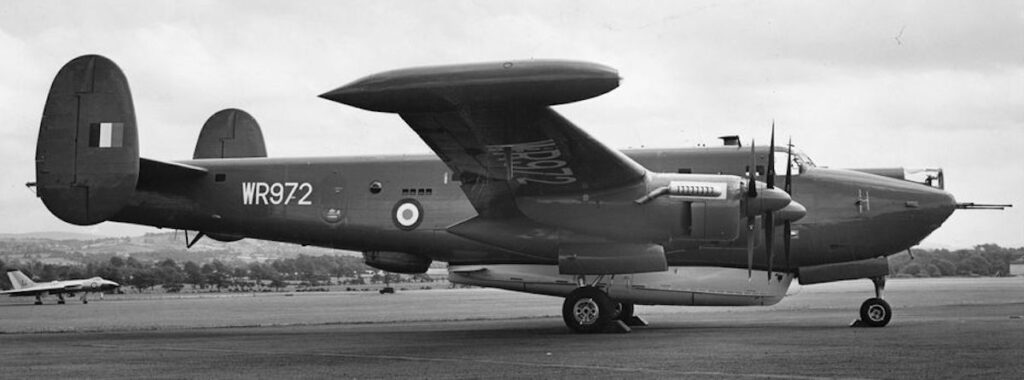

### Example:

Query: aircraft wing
xmin=321 ymin=60 xmax=647 ymax=216
xmin=0 ymin=283 xmax=67 ymax=296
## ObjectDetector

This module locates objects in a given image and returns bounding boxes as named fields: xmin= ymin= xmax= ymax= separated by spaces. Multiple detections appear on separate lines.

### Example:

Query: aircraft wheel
xmin=562 ymin=287 xmax=614 ymax=333
xmin=859 ymin=298 xmax=892 ymax=327
xmin=614 ymin=302 xmax=635 ymax=321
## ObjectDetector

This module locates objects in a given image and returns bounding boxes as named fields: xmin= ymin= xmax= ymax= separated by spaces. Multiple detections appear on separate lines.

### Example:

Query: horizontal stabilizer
xmin=138 ymin=157 xmax=207 ymax=186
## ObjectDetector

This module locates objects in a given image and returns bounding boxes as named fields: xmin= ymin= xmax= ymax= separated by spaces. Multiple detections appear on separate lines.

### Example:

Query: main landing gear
xmin=563 ymin=287 xmax=615 ymax=333
xmin=853 ymin=276 xmax=892 ymax=327
xmin=561 ymin=276 xmax=647 ymax=334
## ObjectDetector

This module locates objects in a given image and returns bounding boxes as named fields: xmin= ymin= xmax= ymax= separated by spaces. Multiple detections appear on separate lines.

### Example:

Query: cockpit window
xmin=797 ymin=151 xmax=816 ymax=168
xmin=773 ymin=149 xmax=815 ymax=176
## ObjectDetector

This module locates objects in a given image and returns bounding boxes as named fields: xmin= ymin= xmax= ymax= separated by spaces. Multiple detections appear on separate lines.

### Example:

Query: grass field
xmin=1 ymin=277 xmax=1021 ymax=333
xmin=1 ymin=277 xmax=1022 ymax=379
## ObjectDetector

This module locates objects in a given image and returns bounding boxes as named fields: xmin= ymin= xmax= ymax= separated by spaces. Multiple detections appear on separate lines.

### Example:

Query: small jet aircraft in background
xmin=28 ymin=55 xmax=1007 ymax=331
xmin=1 ymin=270 xmax=119 ymax=305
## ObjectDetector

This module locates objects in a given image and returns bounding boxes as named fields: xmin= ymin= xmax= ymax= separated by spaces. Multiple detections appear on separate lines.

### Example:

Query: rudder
xmin=35 ymin=55 xmax=139 ymax=225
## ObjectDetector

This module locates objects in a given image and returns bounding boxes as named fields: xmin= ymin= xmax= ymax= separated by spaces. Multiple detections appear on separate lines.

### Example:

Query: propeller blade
xmin=765 ymin=123 xmax=777 ymax=280
xmin=784 ymin=137 xmax=794 ymax=268
xmin=785 ymin=137 xmax=793 ymax=194
xmin=784 ymin=220 xmax=792 ymax=269
xmin=747 ymin=139 xmax=757 ymax=197
xmin=767 ymin=121 xmax=775 ymax=189
xmin=765 ymin=211 xmax=774 ymax=280
xmin=747 ymin=216 xmax=755 ymax=280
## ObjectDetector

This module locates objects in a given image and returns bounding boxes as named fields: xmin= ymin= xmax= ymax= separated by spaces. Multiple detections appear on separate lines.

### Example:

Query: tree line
xmin=0 ymin=254 xmax=375 ymax=292
xmin=1 ymin=244 xmax=1020 ymax=291
xmin=889 ymin=244 xmax=1023 ymax=277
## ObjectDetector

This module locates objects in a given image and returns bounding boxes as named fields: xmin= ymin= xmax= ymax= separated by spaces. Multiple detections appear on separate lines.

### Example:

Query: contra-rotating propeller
xmin=764 ymin=123 xmax=777 ymax=280
xmin=744 ymin=123 xmax=806 ymax=281
xmin=783 ymin=137 xmax=795 ymax=270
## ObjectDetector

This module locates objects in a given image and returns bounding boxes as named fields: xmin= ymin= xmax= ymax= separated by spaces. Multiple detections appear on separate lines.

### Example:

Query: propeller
xmin=744 ymin=123 xmax=803 ymax=281
xmin=746 ymin=139 xmax=756 ymax=279
xmin=783 ymin=137 xmax=794 ymax=269
xmin=764 ymin=122 xmax=776 ymax=280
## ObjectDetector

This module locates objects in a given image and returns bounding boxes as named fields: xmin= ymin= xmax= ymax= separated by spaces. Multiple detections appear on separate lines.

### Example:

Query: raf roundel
xmin=392 ymin=199 xmax=423 ymax=231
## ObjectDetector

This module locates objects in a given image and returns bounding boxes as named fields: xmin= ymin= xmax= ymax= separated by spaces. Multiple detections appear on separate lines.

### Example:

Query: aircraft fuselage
xmin=110 ymin=146 xmax=956 ymax=273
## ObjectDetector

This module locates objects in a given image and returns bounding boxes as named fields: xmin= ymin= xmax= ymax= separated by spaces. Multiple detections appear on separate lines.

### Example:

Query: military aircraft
xmin=29 ymin=55 xmax=1006 ymax=332
xmin=1 ymin=269 xmax=119 ymax=305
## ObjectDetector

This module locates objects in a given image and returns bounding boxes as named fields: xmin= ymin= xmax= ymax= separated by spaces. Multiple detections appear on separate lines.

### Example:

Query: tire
xmin=562 ymin=287 xmax=615 ymax=333
xmin=614 ymin=302 xmax=635 ymax=321
xmin=859 ymin=298 xmax=892 ymax=327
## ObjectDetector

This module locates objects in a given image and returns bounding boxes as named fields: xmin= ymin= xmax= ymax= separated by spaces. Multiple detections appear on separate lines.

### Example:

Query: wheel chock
xmin=850 ymin=319 xmax=874 ymax=328
xmin=604 ymin=320 xmax=632 ymax=333
xmin=624 ymin=316 xmax=648 ymax=327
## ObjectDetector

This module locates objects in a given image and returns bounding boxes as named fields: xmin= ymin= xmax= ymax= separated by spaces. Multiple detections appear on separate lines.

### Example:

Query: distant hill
xmin=0 ymin=231 xmax=109 ymax=241
xmin=0 ymin=231 xmax=358 ymax=266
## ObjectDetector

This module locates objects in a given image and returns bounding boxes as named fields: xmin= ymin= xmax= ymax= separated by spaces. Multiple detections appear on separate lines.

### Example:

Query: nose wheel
xmin=854 ymin=276 xmax=891 ymax=327
xmin=859 ymin=297 xmax=891 ymax=327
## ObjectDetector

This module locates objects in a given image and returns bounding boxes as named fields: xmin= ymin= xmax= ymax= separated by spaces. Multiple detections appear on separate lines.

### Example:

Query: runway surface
xmin=2 ymin=277 xmax=1022 ymax=379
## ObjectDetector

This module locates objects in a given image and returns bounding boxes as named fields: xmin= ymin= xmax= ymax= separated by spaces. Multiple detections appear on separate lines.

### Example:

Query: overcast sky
xmin=1 ymin=0 xmax=1021 ymax=248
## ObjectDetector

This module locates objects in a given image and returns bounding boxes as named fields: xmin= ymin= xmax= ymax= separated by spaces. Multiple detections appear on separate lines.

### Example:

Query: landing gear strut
xmin=614 ymin=302 xmax=648 ymax=327
xmin=855 ymin=276 xmax=891 ymax=327
xmin=34 ymin=294 xmax=42 ymax=305
xmin=57 ymin=293 xmax=66 ymax=305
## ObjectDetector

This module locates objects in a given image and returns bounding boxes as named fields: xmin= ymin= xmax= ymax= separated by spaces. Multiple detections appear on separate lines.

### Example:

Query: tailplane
xmin=7 ymin=270 xmax=37 ymax=290
xmin=35 ymin=55 xmax=139 ymax=225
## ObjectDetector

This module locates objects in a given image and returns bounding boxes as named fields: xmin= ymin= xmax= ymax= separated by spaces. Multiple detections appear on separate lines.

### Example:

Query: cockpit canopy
xmin=772 ymin=147 xmax=815 ymax=176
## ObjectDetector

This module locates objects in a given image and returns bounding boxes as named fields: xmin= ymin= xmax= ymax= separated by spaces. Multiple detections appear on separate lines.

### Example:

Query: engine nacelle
xmin=516 ymin=173 xmax=745 ymax=243
xmin=363 ymin=251 xmax=431 ymax=274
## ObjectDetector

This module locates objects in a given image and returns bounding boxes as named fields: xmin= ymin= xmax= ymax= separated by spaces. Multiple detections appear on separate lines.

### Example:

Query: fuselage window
xmin=369 ymin=181 xmax=383 ymax=194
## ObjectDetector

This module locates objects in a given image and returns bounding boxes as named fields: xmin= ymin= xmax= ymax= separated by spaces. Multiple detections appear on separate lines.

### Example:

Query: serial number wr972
xmin=242 ymin=182 xmax=313 ymax=205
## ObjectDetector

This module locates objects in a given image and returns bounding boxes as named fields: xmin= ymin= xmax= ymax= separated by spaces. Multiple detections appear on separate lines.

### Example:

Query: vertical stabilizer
xmin=7 ymin=270 xmax=36 ymax=290
xmin=35 ymin=55 xmax=139 ymax=225
xmin=193 ymin=108 xmax=267 ymax=159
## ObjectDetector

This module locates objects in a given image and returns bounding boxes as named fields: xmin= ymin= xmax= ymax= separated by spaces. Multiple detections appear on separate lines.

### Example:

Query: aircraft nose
xmin=908 ymin=186 xmax=957 ymax=227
